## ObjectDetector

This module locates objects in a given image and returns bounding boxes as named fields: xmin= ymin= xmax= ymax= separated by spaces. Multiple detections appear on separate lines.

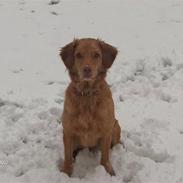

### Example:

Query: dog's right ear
xmin=60 ymin=39 xmax=78 ymax=69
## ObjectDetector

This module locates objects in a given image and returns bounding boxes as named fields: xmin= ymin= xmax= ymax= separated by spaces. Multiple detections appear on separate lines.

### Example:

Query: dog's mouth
xmin=82 ymin=75 xmax=95 ymax=82
xmin=80 ymin=74 xmax=97 ymax=83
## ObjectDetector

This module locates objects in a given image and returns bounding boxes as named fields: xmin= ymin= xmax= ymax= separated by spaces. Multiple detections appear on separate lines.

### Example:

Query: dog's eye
xmin=75 ymin=52 xmax=83 ymax=59
xmin=93 ymin=52 xmax=100 ymax=59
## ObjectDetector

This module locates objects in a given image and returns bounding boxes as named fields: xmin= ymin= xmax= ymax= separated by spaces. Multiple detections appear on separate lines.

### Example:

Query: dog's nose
xmin=83 ymin=66 xmax=92 ymax=78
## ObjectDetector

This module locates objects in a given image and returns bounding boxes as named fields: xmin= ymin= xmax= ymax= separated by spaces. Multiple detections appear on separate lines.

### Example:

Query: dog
xmin=59 ymin=38 xmax=121 ymax=176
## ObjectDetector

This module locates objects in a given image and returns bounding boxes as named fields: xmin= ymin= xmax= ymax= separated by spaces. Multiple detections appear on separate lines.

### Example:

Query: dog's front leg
xmin=61 ymin=132 xmax=73 ymax=176
xmin=100 ymin=134 xmax=115 ymax=176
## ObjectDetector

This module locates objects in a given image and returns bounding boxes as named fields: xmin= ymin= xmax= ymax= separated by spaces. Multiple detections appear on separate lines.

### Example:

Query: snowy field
xmin=0 ymin=0 xmax=183 ymax=182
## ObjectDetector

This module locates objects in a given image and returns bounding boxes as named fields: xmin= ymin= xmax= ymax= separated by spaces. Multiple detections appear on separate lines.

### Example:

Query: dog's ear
xmin=60 ymin=39 xmax=78 ymax=69
xmin=98 ymin=40 xmax=118 ymax=69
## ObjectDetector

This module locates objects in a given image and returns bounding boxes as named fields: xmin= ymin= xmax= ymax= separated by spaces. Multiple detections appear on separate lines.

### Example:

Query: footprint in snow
xmin=50 ymin=11 xmax=59 ymax=15
xmin=0 ymin=99 xmax=24 ymax=118
xmin=37 ymin=107 xmax=61 ymax=120
xmin=46 ymin=81 xmax=55 ymax=85
xmin=10 ymin=113 xmax=24 ymax=122
xmin=124 ymin=119 xmax=174 ymax=163
xmin=0 ymin=99 xmax=23 ymax=108
xmin=45 ymin=80 xmax=67 ymax=86
xmin=123 ymin=162 xmax=143 ymax=183
xmin=161 ymin=57 xmax=172 ymax=67
xmin=37 ymin=111 xmax=50 ymax=120
xmin=48 ymin=0 xmax=60 ymax=5
xmin=55 ymin=98 xmax=64 ymax=104
xmin=12 ymin=69 xmax=23 ymax=74
xmin=0 ymin=101 xmax=5 ymax=107
xmin=49 ymin=107 xmax=61 ymax=117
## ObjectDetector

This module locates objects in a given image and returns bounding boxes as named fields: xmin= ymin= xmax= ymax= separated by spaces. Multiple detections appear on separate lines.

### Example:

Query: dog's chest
xmin=75 ymin=96 xmax=101 ymax=129
xmin=75 ymin=114 xmax=102 ymax=147
xmin=72 ymin=96 xmax=104 ymax=145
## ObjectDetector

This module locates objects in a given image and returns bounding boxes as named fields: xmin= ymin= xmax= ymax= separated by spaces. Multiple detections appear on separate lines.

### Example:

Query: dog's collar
xmin=74 ymin=87 xmax=98 ymax=97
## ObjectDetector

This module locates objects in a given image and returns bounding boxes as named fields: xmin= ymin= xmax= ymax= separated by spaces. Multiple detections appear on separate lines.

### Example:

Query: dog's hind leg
xmin=111 ymin=119 xmax=121 ymax=148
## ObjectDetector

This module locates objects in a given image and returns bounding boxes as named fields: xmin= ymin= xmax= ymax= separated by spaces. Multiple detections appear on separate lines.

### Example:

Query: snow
xmin=0 ymin=0 xmax=183 ymax=182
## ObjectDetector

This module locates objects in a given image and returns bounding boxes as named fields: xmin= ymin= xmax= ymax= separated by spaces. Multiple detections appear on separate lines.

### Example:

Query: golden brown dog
xmin=60 ymin=38 xmax=121 ymax=176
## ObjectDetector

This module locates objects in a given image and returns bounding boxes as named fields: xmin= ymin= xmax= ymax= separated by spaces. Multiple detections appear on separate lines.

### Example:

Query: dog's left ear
xmin=99 ymin=40 xmax=118 ymax=69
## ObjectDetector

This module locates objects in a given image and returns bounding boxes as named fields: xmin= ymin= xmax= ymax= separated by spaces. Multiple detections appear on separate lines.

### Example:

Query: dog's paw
xmin=60 ymin=163 xmax=73 ymax=177
xmin=109 ymin=168 xmax=116 ymax=176
xmin=101 ymin=161 xmax=116 ymax=176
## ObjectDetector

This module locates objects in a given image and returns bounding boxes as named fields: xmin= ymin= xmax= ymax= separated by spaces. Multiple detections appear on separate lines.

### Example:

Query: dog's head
xmin=60 ymin=38 xmax=118 ymax=82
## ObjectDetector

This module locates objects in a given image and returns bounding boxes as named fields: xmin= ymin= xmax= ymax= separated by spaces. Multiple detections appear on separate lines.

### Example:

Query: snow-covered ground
xmin=0 ymin=0 xmax=183 ymax=182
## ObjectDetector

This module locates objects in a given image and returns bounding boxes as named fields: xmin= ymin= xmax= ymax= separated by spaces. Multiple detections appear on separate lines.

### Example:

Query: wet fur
xmin=60 ymin=38 xmax=121 ymax=176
